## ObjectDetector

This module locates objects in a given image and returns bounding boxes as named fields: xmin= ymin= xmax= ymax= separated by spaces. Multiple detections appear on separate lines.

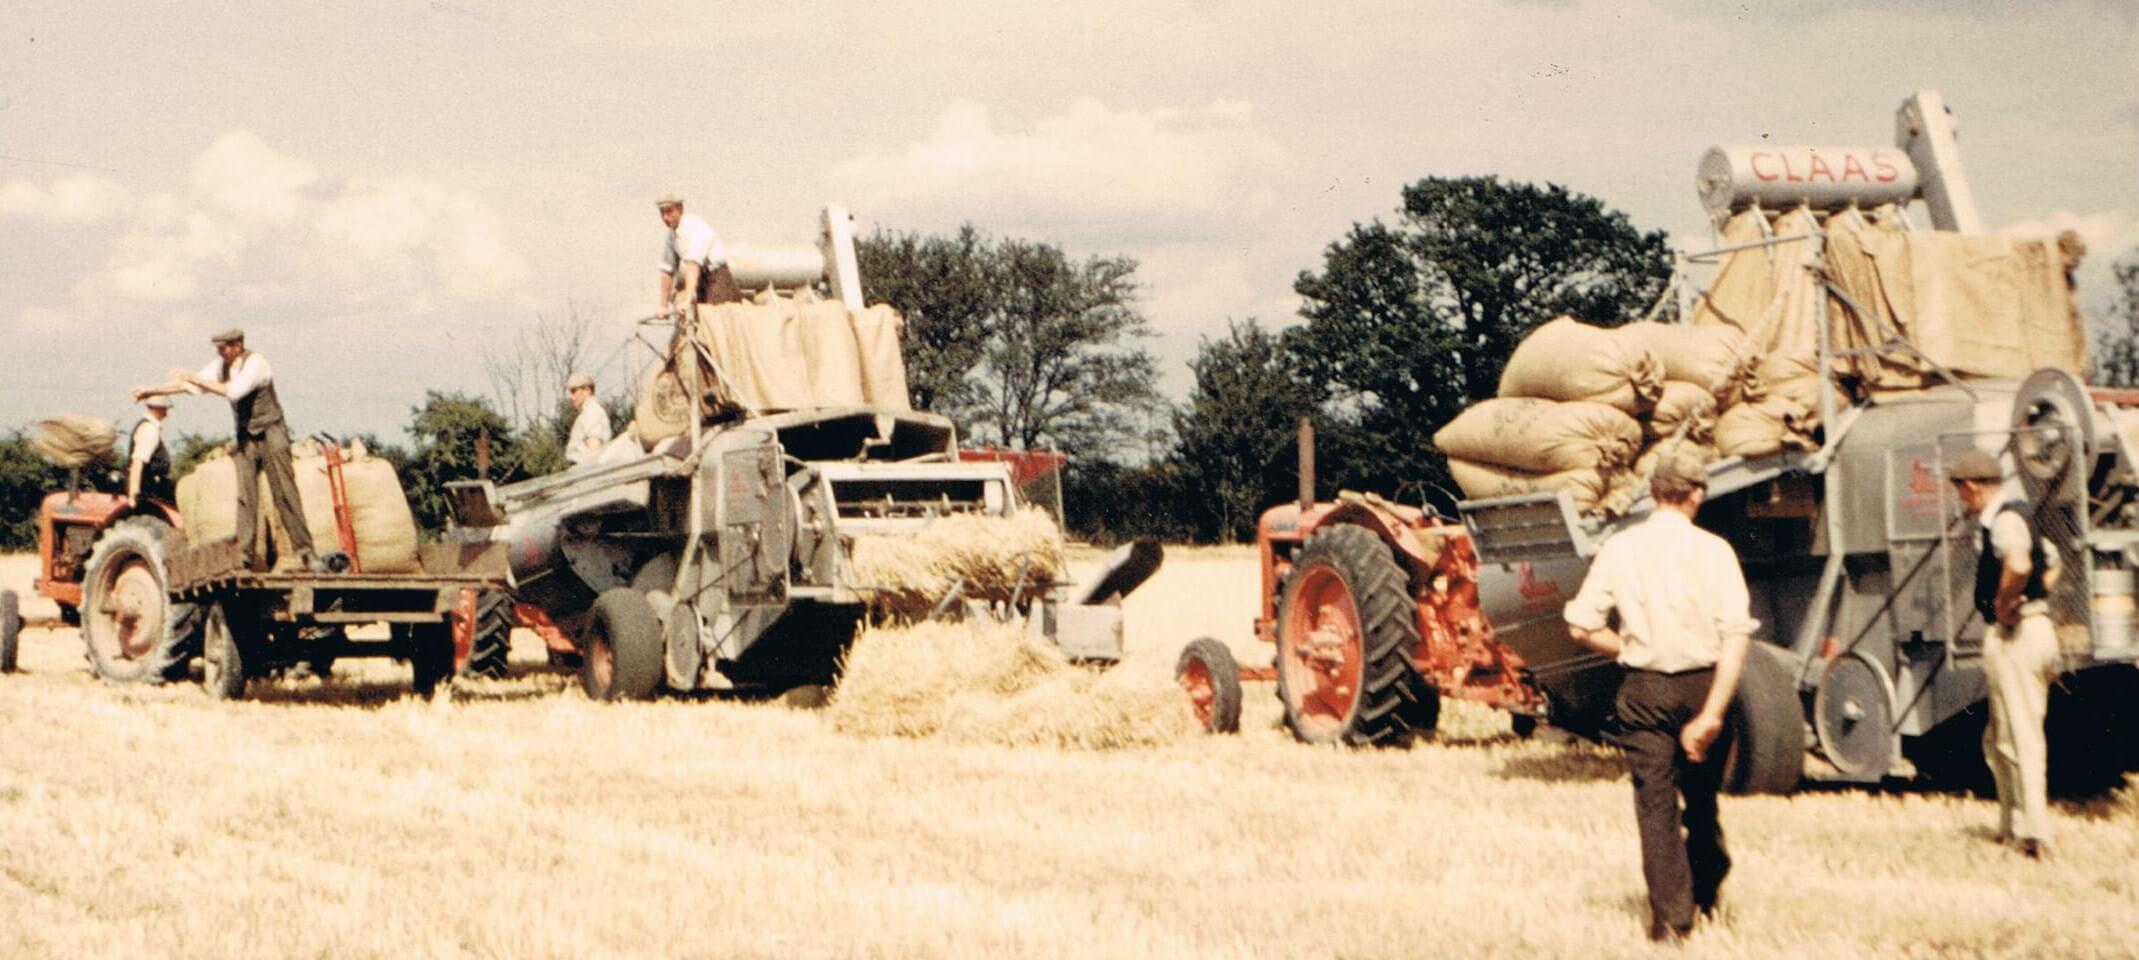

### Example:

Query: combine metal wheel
xmin=1721 ymin=643 xmax=1808 ymax=795
xmin=1176 ymin=637 xmax=1242 ymax=734
xmin=1274 ymin=525 xmax=1434 ymax=747
xmin=1 ymin=589 xmax=20 ymax=674
xmin=580 ymin=588 xmax=664 ymax=701
xmin=81 ymin=517 xmax=201 ymax=684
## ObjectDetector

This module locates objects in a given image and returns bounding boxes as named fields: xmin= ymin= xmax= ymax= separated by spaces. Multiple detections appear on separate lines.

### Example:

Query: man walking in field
xmin=132 ymin=328 xmax=316 ymax=571
xmin=1948 ymin=448 xmax=2061 ymax=859
xmin=1564 ymin=449 xmax=1755 ymax=943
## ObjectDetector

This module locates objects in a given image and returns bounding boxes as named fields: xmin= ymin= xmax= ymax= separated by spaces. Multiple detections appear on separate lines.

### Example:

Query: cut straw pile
xmin=846 ymin=508 xmax=1066 ymax=619
xmin=30 ymin=413 xmax=118 ymax=468
xmin=827 ymin=621 xmax=1198 ymax=750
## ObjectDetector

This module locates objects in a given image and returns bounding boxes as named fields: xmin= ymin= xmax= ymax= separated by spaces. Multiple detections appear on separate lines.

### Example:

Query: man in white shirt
xmin=655 ymin=194 xmax=735 ymax=315
xmin=1564 ymin=448 xmax=1756 ymax=943
xmin=133 ymin=328 xmax=315 ymax=570
xmin=564 ymin=371 xmax=612 ymax=467
xmin=126 ymin=396 xmax=175 ymax=503
xmin=1949 ymin=448 xmax=2062 ymax=859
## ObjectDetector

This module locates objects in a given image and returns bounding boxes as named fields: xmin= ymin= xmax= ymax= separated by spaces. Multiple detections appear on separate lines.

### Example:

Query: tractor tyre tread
xmin=462 ymin=589 xmax=514 ymax=679
xmin=1277 ymin=524 xmax=1436 ymax=748
xmin=81 ymin=516 xmax=200 ymax=684
xmin=1176 ymin=637 xmax=1244 ymax=734
xmin=580 ymin=589 xmax=664 ymax=701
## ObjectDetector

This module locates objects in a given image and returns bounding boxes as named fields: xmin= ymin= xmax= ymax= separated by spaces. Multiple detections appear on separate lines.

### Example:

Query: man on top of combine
xmin=1949 ymin=448 xmax=2063 ymax=860
xmin=656 ymin=193 xmax=737 ymax=315
xmin=126 ymin=395 xmax=175 ymax=503
xmin=1564 ymin=448 xmax=1754 ymax=944
xmin=132 ymin=327 xmax=317 ymax=571
xmin=564 ymin=371 xmax=612 ymax=467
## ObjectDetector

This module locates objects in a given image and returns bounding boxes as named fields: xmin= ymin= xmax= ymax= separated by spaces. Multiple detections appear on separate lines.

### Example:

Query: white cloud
xmin=0 ymin=174 xmax=130 ymax=224
xmin=190 ymin=130 xmax=319 ymax=224
xmin=833 ymin=98 xmax=1287 ymax=247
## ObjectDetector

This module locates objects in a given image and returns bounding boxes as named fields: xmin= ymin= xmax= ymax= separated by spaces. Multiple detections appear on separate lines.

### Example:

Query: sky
xmin=2 ymin=0 xmax=2136 ymax=445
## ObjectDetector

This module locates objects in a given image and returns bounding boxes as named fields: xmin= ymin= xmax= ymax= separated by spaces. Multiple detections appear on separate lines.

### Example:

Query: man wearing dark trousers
xmin=133 ymin=328 xmax=316 ymax=571
xmin=1563 ymin=449 xmax=1756 ymax=943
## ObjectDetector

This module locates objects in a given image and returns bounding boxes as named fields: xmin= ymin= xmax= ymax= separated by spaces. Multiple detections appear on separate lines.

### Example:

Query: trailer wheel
xmin=201 ymin=603 xmax=251 ymax=701
xmin=1721 ymin=643 xmax=1808 ymax=795
xmin=1275 ymin=524 xmax=1434 ymax=747
xmin=81 ymin=517 xmax=202 ymax=684
xmin=1 ymin=589 xmax=20 ymax=674
xmin=581 ymin=589 xmax=663 ymax=701
xmin=1176 ymin=637 xmax=1243 ymax=734
xmin=461 ymin=589 xmax=514 ymax=679
xmin=408 ymin=623 xmax=455 ymax=699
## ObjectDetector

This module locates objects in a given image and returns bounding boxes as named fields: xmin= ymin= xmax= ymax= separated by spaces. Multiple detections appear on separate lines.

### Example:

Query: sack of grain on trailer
xmin=1713 ymin=397 xmax=1817 ymax=459
xmin=1634 ymin=438 xmax=1720 ymax=484
xmin=1616 ymin=322 xmax=1757 ymax=401
xmin=1432 ymin=398 xmax=1641 ymax=474
xmin=31 ymin=414 xmax=118 ymax=469
xmin=1445 ymin=457 xmax=1621 ymax=514
xmin=175 ymin=440 xmax=419 ymax=572
xmin=1497 ymin=317 xmax=1665 ymax=414
xmin=1644 ymin=382 xmax=1720 ymax=443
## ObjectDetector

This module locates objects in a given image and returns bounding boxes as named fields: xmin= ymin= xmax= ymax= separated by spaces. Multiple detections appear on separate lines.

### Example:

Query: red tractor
xmin=30 ymin=475 xmax=200 ymax=683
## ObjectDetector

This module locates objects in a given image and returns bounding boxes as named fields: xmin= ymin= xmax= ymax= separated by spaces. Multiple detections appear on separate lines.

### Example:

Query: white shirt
xmin=1564 ymin=509 xmax=1760 ymax=673
xmin=130 ymin=418 xmax=163 ymax=464
xmin=567 ymin=397 xmax=613 ymax=465
xmin=191 ymin=352 xmax=272 ymax=401
xmin=660 ymin=214 xmax=726 ymax=274
xmin=1981 ymin=497 xmax=2060 ymax=581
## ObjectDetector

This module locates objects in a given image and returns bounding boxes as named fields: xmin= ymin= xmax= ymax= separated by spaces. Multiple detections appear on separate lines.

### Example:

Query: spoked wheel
xmin=81 ymin=518 xmax=200 ymax=684
xmin=201 ymin=603 xmax=251 ymax=701
xmin=1274 ymin=525 xmax=1434 ymax=747
xmin=1177 ymin=638 xmax=1243 ymax=734
xmin=579 ymin=589 xmax=664 ymax=701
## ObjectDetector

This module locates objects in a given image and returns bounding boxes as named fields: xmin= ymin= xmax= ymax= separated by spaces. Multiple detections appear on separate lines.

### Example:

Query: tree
xmin=1291 ymin=176 xmax=1673 ymax=497
xmin=400 ymin=392 xmax=531 ymax=534
xmin=485 ymin=302 xmax=603 ymax=435
xmin=2094 ymin=256 xmax=2139 ymax=386
xmin=1169 ymin=320 xmax=1322 ymax=542
xmin=858 ymin=226 xmax=1162 ymax=453
xmin=856 ymin=226 xmax=995 ymax=417
xmin=0 ymin=434 xmax=71 ymax=549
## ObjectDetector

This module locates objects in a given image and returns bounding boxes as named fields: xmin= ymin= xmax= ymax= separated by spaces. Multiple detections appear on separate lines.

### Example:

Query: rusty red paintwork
xmin=515 ymin=601 xmax=578 ymax=656
xmin=320 ymin=442 xmax=363 ymax=571
xmin=35 ymin=491 xmax=183 ymax=611
xmin=1179 ymin=658 xmax=1219 ymax=729
xmin=449 ymin=587 xmax=477 ymax=671
xmin=1252 ymin=498 xmax=1542 ymax=713
xmin=956 ymin=446 xmax=1068 ymax=489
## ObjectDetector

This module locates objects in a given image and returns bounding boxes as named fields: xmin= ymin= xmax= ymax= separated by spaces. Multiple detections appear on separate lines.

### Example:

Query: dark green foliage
xmin=1168 ymin=321 xmax=1324 ymax=542
xmin=855 ymin=226 xmax=995 ymax=416
xmin=1290 ymin=176 xmax=1674 ymax=499
xmin=2093 ymin=256 xmax=2139 ymax=387
xmin=399 ymin=391 xmax=538 ymax=534
xmin=0 ymin=434 xmax=74 ymax=548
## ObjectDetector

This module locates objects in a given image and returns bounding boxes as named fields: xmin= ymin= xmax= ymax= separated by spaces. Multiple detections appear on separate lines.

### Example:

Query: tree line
xmin=13 ymin=174 xmax=2133 ymax=549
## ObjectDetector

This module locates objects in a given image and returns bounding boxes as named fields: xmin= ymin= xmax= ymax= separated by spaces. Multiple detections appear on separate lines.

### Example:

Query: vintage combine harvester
xmin=446 ymin=207 xmax=1155 ymax=700
xmin=1179 ymin=91 xmax=2139 ymax=794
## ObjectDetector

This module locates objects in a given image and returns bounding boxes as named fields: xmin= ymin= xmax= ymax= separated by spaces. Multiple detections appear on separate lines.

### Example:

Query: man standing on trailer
xmin=1564 ymin=450 xmax=1755 ymax=943
xmin=132 ymin=328 xmax=316 ymax=571
xmin=1948 ymin=448 xmax=2062 ymax=859
xmin=655 ymin=194 xmax=736 ymax=314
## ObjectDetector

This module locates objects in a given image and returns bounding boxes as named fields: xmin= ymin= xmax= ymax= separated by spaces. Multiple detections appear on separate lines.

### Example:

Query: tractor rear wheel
xmin=1176 ymin=637 xmax=1243 ymax=734
xmin=1721 ymin=643 xmax=1808 ymax=795
xmin=1274 ymin=524 xmax=1434 ymax=747
xmin=580 ymin=589 xmax=663 ymax=701
xmin=81 ymin=517 xmax=202 ymax=684
xmin=1 ymin=589 xmax=20 ymax=674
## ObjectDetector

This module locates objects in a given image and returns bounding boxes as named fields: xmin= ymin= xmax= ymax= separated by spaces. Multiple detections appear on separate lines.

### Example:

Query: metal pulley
xmin=1813 ymin=651 xmax=1897 ymax=780
xmin=2010 ymin=368 xmax=2094 ymax=497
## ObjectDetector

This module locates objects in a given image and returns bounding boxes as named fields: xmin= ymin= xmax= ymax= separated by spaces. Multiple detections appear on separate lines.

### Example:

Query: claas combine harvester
xmin=445 ymin=207 xmax=1158 ymax=700
xmin=1177 ymin=91 xmax=2139 ymax=795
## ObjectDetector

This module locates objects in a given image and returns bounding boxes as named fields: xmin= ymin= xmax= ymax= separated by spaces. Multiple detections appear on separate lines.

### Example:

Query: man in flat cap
xmin=655 ymin=194 xmax=737 ymax=316
xmin=564 ymin=371 xmax=612 ymax=467
xmin=133 ymin=328 xmax=316 ymax=570
xmin=125 ymin=395 xmax=175 ymax=504
xmin=1565 ymin=447 xmax=1755 ymax=943
xmin=1949 ymin=447 xmax=2062 ymax=859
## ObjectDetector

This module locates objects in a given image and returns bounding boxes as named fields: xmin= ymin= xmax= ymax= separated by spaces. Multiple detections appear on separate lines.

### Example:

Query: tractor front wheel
xmin=580 ymin=589 xmax=664 ymax=701
xmin=1176 ymin=638 xmax=1243 ymax=734
xmin=1274 ymin=524 xmax=1435 ymax=747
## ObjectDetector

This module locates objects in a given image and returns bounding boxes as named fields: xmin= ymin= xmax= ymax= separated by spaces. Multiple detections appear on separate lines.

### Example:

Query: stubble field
xmin=2 ymin=547 xmax=2136 ymax=959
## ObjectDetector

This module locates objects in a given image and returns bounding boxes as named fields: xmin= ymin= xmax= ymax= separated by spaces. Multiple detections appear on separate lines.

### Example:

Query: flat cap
xmin=210 ymin=327 xmax=245 ymax=344
xmin=655 ymin=194 xmax=683 ymax=209
xmin=1947 ymin=449 xmax=2003 ymax=483
xmin=143 ymin=395 xmax=172 ymax=409
xmin=565 ymin=371 xmax=594 ymax=390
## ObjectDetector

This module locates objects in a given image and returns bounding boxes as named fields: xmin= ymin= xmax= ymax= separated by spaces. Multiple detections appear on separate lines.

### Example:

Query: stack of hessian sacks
xmin=1436 ymin=316 xmax=1833 ymax=515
